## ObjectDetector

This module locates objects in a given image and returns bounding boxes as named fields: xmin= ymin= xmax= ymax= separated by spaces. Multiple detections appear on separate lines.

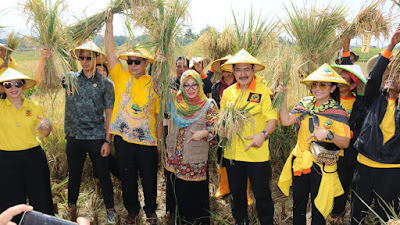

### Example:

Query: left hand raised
xmin=35 ymin=116 xmax=51 ymax=131
xmin=306 ymin=123 xmax=329 ymax=141
xmin=192 ymin=61 xmax=203 ymax=74
xmin=101 ymin=142 xmax=111 ymax=157
xmin=244 ymin=133 xmax=265 ymax=151
xmin=187 ymin=129 xmax=209 ymax=144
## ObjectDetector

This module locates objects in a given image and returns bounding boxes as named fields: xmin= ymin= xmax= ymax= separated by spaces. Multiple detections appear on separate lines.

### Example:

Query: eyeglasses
xmin=183 ymin=84 xmax=199 ymax=90
xmin=127 ymin=59 xmax=143 ymax=65
xmin=78 ymin=56 xmax=92 ymax=61
xmin=234 ymin=67 xmax=252 ymax=74
xmin=2 ymin=81 xmax=24 ymax=89
xmin=310 ymin=82 xmax=331 ymax=91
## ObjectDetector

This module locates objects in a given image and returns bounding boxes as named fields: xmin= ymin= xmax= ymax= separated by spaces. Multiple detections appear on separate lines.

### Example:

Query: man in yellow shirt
xmin=220 ymin=49 xmax=278 ymax=225
xmin=105 ymin=12 xmax=161 ymax=225
xmin=351 ymin=24 xmax=400 ymax=224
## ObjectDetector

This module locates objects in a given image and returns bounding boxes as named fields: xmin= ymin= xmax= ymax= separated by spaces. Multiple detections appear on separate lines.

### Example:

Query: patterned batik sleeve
xmin=205 ymin=102 xmax=218 ymax=141
xmin=104 ymin=79 xmax=115 ymax=109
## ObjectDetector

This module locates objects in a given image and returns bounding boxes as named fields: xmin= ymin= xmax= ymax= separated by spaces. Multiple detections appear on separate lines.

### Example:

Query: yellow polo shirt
xmin=357 ymin=98 xmax=400 ymax=168
xmin=340 ymin=96 xmax=356 ymax=116
xmin=109 ymin=63 xmax=160 ymax=146
xmin=0 ymin=97 xmax=43 ymax=151
xmin=220 ymin=77 xmax=278 ymax=162
xmin=0 ymin=57 xmax=18 ymax=75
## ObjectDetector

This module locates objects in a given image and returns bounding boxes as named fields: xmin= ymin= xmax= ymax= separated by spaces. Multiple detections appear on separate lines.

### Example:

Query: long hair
xmin=330 ymin=82 xmax=340 ymax=102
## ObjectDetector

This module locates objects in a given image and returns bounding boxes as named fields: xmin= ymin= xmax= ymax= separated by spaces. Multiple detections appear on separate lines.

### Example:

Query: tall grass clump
xmin=231 ymin=8 xmax=278 ymax=57
xmin=284 ymin=1 xmax=347 ymax=74
xmin=6 ymin=32 xmax=22 ymax=52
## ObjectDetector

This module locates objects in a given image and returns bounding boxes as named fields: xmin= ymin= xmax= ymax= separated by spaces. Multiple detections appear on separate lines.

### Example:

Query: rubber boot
xmin=214 ymin=165 xmax=230 ymax=198
xmin=246 ymin=177 xmax=253 ymax=206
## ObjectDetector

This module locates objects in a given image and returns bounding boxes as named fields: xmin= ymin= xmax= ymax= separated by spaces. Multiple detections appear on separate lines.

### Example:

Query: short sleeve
xmin=104 ymin=79 xmax=115 ymax=109
xmin=110 ymin=63 xmax=125 ymax=84
xmin=261 ymin=87 xmax=278 ymax=121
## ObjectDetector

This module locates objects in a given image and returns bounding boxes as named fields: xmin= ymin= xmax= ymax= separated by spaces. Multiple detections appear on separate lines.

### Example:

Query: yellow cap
xmin=73 ymin=41 xmax=106 ymax=61
xmin=0 ymin=68 xmax=36 ymax=93
xmin=211 ymin=55 xmax=232 ymax=73
xmin=119 ymin=47 xmax=154 ymax=63
xmin=221 ymin=49 xmax=265 ymax=72
xmin=301 ymin=63 xmax=348 ymax=85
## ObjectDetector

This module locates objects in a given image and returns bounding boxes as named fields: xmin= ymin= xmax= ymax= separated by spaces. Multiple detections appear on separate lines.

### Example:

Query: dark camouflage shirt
xmin=63 ymin=70 xmax=115 ymax=140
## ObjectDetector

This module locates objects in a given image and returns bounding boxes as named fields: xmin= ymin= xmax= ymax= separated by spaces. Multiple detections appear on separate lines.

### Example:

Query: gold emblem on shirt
xmin=93 ymin=83 xmax=98 ymax=87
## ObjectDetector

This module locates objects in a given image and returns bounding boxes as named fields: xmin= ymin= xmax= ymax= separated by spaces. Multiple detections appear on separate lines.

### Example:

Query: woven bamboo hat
xmin=300 ymin=63 xmax=348 ymax=85
xmin=119 ymin=47 xmax=154 ymax=63
xmin=220 ymin=49 xmax=265 ymax=72
xmin=73 ymin=41 xmax=106 ymax=61
xmin=0 ymin=68 xmax=36 ymax=93
xmin=211 ymin=55 xmax=232 ymax=73
xmin=0 ymin=43 xmax=13 ymax=52
xmin=331 ymin=64 xmax=367 ymax=94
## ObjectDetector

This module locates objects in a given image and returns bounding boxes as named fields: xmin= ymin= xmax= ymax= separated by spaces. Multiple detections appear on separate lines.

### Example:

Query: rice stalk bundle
xmin=284 ymin=1 xmax=347 ymax=74
xmin=346 ymin=1 xmax=390 ymax=40
xmin=128 ymin=0 xmax=189 ymax=125
xmin=215 ymin=100 xmax=256 ymax=153
xmin=24 ymin=0 xmax=65 ymax=89
xmin=193 ymin=25 xmax=234 ymax=61
xmin=67 ymin=0 xmax=145 ymax=45
xmin=231 ymin=8 xmax=278 ymax=57
xmin=270 ymin=44 xmax=306 ymax=111
xmin=393 ymin=0 xmax=400 ymax=7
xmin=6 ymin=32 xmax=22 ymax=53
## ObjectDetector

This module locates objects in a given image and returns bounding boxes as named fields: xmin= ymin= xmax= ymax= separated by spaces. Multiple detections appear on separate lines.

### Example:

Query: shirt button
xmin=16 ymin=123 xmax=20 ymax=127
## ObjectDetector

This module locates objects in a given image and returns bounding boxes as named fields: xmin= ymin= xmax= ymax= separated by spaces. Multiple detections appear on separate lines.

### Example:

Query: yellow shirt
xmin=220 ymin=77 xmax=278 ymax=162
xmin=109 ymin=63 xmax=160 ymax=146
xmin=0 ymin=97 xmax=43 ymax=151
xmin=358 ymin=98 xmax=400 ymax=168
xmin=292 ymin=112 xmax=351 ymax=158
xmin=340 ymin=96 xmax=356 ymax=116
xmin=0 ymin=57 xmax=18 ymax=75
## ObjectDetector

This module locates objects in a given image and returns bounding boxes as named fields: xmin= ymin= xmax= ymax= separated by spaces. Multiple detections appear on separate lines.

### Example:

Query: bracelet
xmin=261 ymin=130 xmax=269 ymax=140
xmin=104 ymin=139 xmax=112 ymax=144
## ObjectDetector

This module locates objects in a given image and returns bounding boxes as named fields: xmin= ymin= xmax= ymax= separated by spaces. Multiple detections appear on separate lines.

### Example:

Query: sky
xmin=0 ymin=0 xmax=398 ymax=47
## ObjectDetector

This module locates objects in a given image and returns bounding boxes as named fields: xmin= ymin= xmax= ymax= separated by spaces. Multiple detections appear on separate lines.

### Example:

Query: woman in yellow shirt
xmin=277 ymin=64 xmax=351 ymax=225
xmin=0 ymin=68 xmax=53 ymax=223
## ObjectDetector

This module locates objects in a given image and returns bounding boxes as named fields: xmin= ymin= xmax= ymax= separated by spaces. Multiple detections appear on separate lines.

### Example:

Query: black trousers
xmin=66 ymin=137 xmax=114 ymax=209
xmin=350 ymin=163 xmax=400 ymax=225
xmin=165 ymin=170 xmax=210 ymax=225
xmin=331 ymin=157 xmax=356 ymax=216
xmin=224 ymin=159 xmax=274 ymax=225
xmin=0 ymin=146 xmax=54 ymax=222
xmin=114 ymin=135 xmax=158 ymax=215
xmin=292 ymin=163 xmax=325 ymax=225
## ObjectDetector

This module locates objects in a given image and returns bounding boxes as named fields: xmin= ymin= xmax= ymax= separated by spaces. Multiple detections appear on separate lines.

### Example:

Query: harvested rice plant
xmin=2 ymin=0 xmax=399 ymax=224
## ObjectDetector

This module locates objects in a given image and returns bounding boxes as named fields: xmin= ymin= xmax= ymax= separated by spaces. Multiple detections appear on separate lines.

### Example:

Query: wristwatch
xmin=261 ymin=130 xmax=269 ymax=140
xmin=104 ymin=139 xmax=112 ymax=144
xmin=326 ymin=131 xmax=334 ymax=140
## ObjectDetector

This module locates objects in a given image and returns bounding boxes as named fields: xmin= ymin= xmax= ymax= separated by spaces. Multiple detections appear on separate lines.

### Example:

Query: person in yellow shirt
xmin=0 ymin=68 xmax=53 ymax=223
xmin=350 ymin=24 xmax=400 ymax=225
xmin=219 ymin=49 xmax=278 ymax=225
xmin=277 ymin=64 xmax=351 ymax=225
xmin=105 ymin=12 xmax=161 ymax=225
xmin=0 ymin=44 xmax=18 ymax=76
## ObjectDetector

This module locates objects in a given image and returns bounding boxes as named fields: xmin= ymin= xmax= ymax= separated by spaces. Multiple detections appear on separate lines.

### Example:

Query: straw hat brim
xmin=73 ymin=41 xmax=106 ymax=61
xmin=300 ymin=63 xmax=349 ymax=85
xmin=0 ymin=44 xmax=13 ymax=52
xmin=211 ymin=55 xmax=232 ymax=73
xmin=118 ymin=48 xmax=154 ymax=64
xmin=0 ymin=68 xmax=36 ymax=93
xmin=220 ymin=49 xmax=265 ymax=73
xmin=331 ymin=65 xmax=367 ymax=84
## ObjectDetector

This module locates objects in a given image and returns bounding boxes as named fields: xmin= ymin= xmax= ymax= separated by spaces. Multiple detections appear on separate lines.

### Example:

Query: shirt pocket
xmin=183 ymin=139 xmax=209 ymax=164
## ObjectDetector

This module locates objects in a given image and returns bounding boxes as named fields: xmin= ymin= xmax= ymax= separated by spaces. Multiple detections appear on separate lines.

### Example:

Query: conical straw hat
xmin=0 ymin=68 xmax=36 ymax=93
xmin=331 ymin=64 xmax=367 ymax=95
xmin=119 ymin=47 xmax=154 ymax=63
xmin=221 ymin=49 xmax=265 ymax=72
xmin=300 ymin=63 xmax=348 ymax=85
xmin=211 ymin=55 xmax=232 ymax=73
xmin=73 ymin=41 xmax=106 ymax=61
xmin=0 ymin=43 xmax=13 ymax=52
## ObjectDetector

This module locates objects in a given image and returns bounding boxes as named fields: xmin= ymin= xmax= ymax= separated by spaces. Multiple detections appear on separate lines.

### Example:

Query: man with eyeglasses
xmin=219 ymin=49 xmax=278 ymax=225
xmin=105 ymin=12 xmax=161 ymax=225
xmin=39 ymin=41 xmax=116 ymax=223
